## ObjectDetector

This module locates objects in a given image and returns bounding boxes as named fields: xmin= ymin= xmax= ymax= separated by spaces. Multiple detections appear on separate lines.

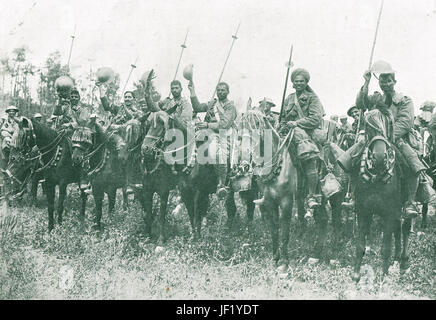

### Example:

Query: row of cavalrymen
xmin=1 ymin=60 xmax=435 ymax=218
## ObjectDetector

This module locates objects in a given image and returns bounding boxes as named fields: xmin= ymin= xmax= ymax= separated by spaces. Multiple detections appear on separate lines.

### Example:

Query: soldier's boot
xmin=216 ymin=164 xmax=229 ymax=199
xmin=403 ymin=173 xmax=420 ymax=219
xmin=304 ymin=158 xmax=322 ymax=209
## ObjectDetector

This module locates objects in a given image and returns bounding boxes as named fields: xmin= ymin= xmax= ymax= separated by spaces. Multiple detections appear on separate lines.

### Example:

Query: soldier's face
xmin=70 ymin=93 xmax=80 ymax=106
xmin=379 ymin=74 xmax=396 ymax=93
xmin=124 ymin=92 xmax=134 ymax=106
xmin=350 ymin=109 xmax=360 ymax=121
xmin=171 ymin=84 xmax=182 ymax=99
xmin=34 ymin=118 xmax=41 ymax=123
xmin=292 ymin=75 xmax=307 ymax=92
xmin=7 ymin=111 xmax=17 ymax=119
xmin=216 ymin=85 xmax=229 ymax=101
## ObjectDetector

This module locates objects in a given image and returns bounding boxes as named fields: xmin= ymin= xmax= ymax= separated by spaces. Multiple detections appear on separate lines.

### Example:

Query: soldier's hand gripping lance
xmin=211 ymin=22 xmax=241 ymax=101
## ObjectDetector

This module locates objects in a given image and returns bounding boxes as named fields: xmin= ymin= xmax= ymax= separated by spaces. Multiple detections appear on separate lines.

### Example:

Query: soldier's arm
xmin=393 ymin=96 xmax=414 ymax=142
xmin=188 ymin=81 xmax=208 ymax=113
xmin=208 ymin=102 xmax=237 ymax=132
xmin=295 ymin=94 xmax=323 ymax=130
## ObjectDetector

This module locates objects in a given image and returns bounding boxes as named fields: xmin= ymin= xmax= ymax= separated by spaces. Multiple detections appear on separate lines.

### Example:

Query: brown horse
xmin=140 ymin=112 xmax=178 ymax=243
xmin=7 ymin=119 xmax=88 ymax=231
xmin=71 ymin=124 xmax=128 ymax=230
xmin=351 ymin=110 xmax=412 ymax=281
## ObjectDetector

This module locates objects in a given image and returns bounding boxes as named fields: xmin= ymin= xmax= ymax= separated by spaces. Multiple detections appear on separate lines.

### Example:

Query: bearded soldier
xmin=188 ymin=81 xmax=237 ymax=198
xmin=143 ymin=76 xmax=193 ymax=174
xmin=349 ymin=61 xmax=427 ymax=218
xmin=279 ymin=68 xmax=325 ymax=209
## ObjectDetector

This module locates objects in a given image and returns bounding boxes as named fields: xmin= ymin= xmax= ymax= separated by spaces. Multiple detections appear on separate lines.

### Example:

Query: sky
xmin=1 ymin=0 xmax=436 ymax=117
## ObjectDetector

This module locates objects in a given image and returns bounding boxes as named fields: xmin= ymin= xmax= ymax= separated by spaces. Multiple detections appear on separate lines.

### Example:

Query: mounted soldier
xmin=96 ymin=82 xmax=143 ymax=194
xmin=141 ymin=70 xmax=193 ymax=174
xmin=338 ymin=61 xmax=429 ymax=218
xmin=188 ymin=80 xmax=237 ymax=198
xmin=278 ymin=68 xmax=325 ymax=209
xmin=259 ymin=97 xmax=279 ymax=128
xmin=1 ymin=105 xmax=20 ymax=168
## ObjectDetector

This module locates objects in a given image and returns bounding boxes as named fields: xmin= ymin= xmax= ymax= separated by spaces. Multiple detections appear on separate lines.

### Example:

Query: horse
xmin=351 ymin=110 xmax=412 ymax=281
xmin=71 ymin=124 xmax=128 ymax=230
xmin=140 ymin=112 xmax=179 ymax=243
xmin=238 ymin=109 xmax=298 ymax=270
xmin=7 ymin=119 xmax=88 ymax=231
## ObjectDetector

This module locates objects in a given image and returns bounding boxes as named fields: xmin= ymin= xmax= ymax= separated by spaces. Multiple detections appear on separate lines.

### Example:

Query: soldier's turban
xmin=291 ymin=68 xmax=310 ymax=83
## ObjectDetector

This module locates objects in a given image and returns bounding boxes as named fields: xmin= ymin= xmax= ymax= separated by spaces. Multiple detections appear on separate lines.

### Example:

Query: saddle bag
xmin=320 ymin=172 xmax=341 ymax=198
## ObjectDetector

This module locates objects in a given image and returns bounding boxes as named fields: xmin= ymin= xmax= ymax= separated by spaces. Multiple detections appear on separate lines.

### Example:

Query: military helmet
xmin=420 ymin=101 xmax=436 ymax=112
xmin=259 ymin=97 xmax=275 ymax=106
xmin=371 ymin=60 xmax=395 ymax=75
xmin=33 ymin=113 xmax=42 ymax=119
xmin=5 ymin=105 xmax=19 ymax=113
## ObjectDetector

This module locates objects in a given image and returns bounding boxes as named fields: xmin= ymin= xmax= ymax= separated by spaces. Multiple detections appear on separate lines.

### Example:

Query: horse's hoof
xmin=351 ymin=272 xmax=361 ymax=283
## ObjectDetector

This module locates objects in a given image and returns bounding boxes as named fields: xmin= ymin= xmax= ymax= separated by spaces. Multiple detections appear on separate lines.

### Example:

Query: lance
xmin=122 ymin=56 xmax=139 ymax=94
xmin=279 ymin=44 xmax=293 ymax=123
xmin=211 ymin=22 xmax=241 ymax=101
xmin=355 ymin=0 xmax=384 ymax=143
xmin=66 ymin=24 xmax=77 ymax=69
xmin=173 ymin=28 xmax=189 ymax=81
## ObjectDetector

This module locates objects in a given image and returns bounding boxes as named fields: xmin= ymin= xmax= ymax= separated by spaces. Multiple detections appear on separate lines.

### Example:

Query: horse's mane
xmin=31 ymin=119 xmax=58 ymax=142
xmin=93 ymin=123 xmax=117 ymax=151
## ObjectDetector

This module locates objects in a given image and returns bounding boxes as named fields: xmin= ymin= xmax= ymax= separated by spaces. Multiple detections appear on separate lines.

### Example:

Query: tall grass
xmin=0 ymin=186 xmax=434 ymax=300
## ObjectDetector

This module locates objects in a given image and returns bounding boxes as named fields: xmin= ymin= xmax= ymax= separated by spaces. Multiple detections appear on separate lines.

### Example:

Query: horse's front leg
xmin=57 ymin=183 xmax=67 ymax=225
xmin=312 ymin=202 xmax=329 ymax=262
xmin=261 ymin=192 xmax=280 ymax=267
xmin=45 ymin=182 xmax=55 ymax=232
xmin=92 ymin=186 xmax=104 ymax=231
xmin=157 ymin=190 xmax=169 ymax=245
xmin=141 ymin=187 xmax=154 ymax=237
xmin=278 ymin=194 xmax=293 ymax=271
xmin=79 ymin=188 xmax=88 ymax=222
xmin=224 ymin=191 xmax=237 ymax=232
xmin=352 ymin=208 xmax=372 ymax=282
xmin=381 ymin=218 xmax=394 ymax=275
xmin=400 ymin=217 xmax=413 ymax=273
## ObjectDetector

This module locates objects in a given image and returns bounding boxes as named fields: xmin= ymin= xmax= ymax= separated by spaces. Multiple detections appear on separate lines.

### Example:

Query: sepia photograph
xmin=0 ymin=0 xmax=435 ymax=303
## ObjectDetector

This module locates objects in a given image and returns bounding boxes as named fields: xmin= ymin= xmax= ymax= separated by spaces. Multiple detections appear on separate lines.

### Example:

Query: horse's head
xmin=71 ymin=126 xmax=94 ymax=166
xmin=141 ymin=112 xmax=167 ymax=159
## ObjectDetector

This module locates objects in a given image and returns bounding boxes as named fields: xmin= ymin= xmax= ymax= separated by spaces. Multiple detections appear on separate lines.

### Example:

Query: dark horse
xmin=71 ymin=124 xmax=128 ymax=230
xmin=140 ymin=112 xmax=179 ymax=243
xmin=351 ymin=110 xmax=412 ymax=281
xmin=7 ymin=119 xmax=88 ymax=231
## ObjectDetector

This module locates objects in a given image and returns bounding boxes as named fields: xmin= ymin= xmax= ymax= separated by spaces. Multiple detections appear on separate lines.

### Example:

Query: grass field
xmin=0 ymin=186 xmax=435 ymax=300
